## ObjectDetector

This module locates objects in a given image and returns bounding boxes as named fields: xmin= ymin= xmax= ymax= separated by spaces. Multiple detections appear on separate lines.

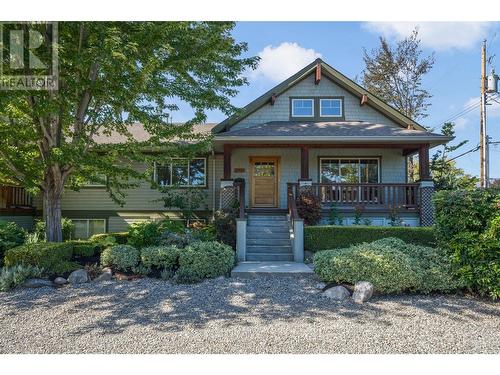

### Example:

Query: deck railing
xmin=0 ymin=185 xmax=33 ymax=209
xmin=289 ymin=182 xmax=420 ymax=209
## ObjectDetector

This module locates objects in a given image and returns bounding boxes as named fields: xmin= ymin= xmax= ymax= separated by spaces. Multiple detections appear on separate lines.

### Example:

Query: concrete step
xmin=247 ymin=238 xmax=291 ymax=246
xmin=246 ymin=245 xmax=292 ymax=253
xmin=247 ymin=215 xmax=288 ymax=220
xmin=247 ymin=227 xmax=290 ymax=235
xmin=231 ymin=261 xmax=314 ymax=278
xmin=247 ymin=221 xmax=289 ymax=227
xmin=246 ymin=253 xmax=294 ymax=261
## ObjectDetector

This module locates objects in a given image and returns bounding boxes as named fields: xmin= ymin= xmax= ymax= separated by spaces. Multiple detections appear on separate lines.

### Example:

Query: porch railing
xmin=289 ymin=182 xmax=420 ymax=209
xmin=287 ymin=183 xmax=299 ymax=225
xmin=0 ymin=185 xmax=33 ymax=209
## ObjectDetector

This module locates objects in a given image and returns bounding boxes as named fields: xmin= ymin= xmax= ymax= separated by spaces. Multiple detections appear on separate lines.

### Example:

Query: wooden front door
xmin=250 ymin=156 xmax=280 ymax=207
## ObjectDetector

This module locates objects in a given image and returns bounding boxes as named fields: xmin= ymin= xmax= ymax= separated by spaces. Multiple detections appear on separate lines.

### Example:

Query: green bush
xmin=434 ymin=189 xmax=500 ymax=299
xmin=214 ymin=209 xmax=237 ymax=249
xmin=100 ymin=244 xmax=139 ymax=271
xmin=0 ymin=264 xmax=44 ymax=292
xmin=0 ymin=221 xmax=27 ymax=263
xmin=177 ymin=241 xmax=234 ymax=283
xmin=34 ymin=218 xmax=75 ymax=241
xmin=127 ymin=220 xmax=182 ymax=248
xmin=140 ymin=245 xmax=180 ymax=272
xmin=304 ymin=225 xmax=436 ymax=252
xmin=67 ymin=240 xmax=100 ymax=258
xmin=4 ymin=242 xmax=74 ymax=275
xmin=90 ymin=232 xmax=129 ymax=245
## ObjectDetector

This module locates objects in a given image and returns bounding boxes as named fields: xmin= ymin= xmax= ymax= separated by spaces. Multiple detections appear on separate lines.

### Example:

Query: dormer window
xmin=320 ymin=98 xmax=342 ymax=117
xmin=291 ymin=99 xmax=314 ymax=117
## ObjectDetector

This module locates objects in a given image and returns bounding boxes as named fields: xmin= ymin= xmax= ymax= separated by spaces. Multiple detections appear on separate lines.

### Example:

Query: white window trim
xmin=72 ymin=218 xmax=107 ymax=239
xmin=319 ymin=98 xmax=343 ymax=117
xmin=319 ymin=157 xmax=380 ymax=183
xmin=154 ymin=158 xmax=207 ymax=187
xmin=291 ymin=98 xmax=314 ymax=117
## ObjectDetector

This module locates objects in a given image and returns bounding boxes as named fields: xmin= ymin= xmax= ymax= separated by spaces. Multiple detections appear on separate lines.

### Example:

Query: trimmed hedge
xmin=140 ymin=245 xmax=180 ymax=272
xmin=100 ymin=244 xmax=139 ymax=271
xmin=67 ymin=240 xmax=101 ymax=257
xmin=0 ymin=221 xmax=27 ymax=264
xmin=90 ymin=232 xmax=128 ymax=245
xmin=4 ymin=242 xmax=78 ymax=275
xmin=304 ymin=225 xmax=435 ymax=252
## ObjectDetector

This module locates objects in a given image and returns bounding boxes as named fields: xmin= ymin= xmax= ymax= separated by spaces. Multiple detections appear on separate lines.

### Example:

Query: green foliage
xmin=128 ymin=219 xmax=183 ymax=248
xmin=4 ymin=242 xmax=74 ymax=275
xmin=90 ymin=232 xmax=129 ymax=245
xmin=156 ymin=186 xmax=208 ymax=222
xmin=314 ymin=238 xmax=459 ymax=294
xmin=328 ymin=203 xmax=343 ymax=225
xmin=0 ymin=221 xmax=27 ymax=263
xmin=434 ymin=189 xmax=500 ymax=299
xmin=297 ymin=189 xmax=322 ymax=226
xmin=34 ymin=218 xmax=75 ymax=241
xmin=0 ymin=265 xmax=44 ymax=292
xmin=387 ymin=206 xmax=403 ymax=227
xmin=100 ymin=244 xmax=139 ymax=271
xmin=67 ymin=240 xmax=100 ymax=257
xmin=140 ymin=245 xmax=180 ymax=273
xmin=304 ymin=225 xmax=435 ymax=252
xmin=177 ymin=241 xmax=234 ymax=283
xmin=431 ymin=122 xmax=478 ymax=191
xmin=214 ymin=209 xmax=237 ymax=248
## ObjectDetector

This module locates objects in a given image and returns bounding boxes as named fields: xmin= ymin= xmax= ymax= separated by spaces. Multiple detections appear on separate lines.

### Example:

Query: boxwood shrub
xmin=67 ymin=240 xmax=101 ymax=257
xmin=100 ymin=244 xmax=139 ymax=271
xmin=177 ymin=241 xmax=234 ymax=283
xmin=304 ymin=225 xmax=435 ymax=252
xmin=140 ymin=245 xmax=180 ymax=273
xmin=4 ymin=242 xmax=77 ymax=275
xmin=0 ymin=221 xmax=27 ymax=264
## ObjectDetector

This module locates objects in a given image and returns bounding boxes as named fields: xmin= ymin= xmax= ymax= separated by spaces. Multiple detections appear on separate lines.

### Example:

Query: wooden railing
xmin=287 ymin=183 xmax=299 ymax=223
xmin=0 ymin=185 xmax=33 ymax=209
xmin=235 ymin=180 xmax=245 ymax=219
xmin=289 ymin=182 xmax=420 ymax=209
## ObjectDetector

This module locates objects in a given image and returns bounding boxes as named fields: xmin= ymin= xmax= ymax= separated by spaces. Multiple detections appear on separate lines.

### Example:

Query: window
xmin=291 ymin=99 xmax=314 ymax=117
xmin=72 ymin=219 xmax=106 ymax=239
xmin=320 ymin=98 xmax=342 ymax=117
xmin=320 ymin=158 xmax=379 ymax=183
xmin=154 ymin=158 xmax=206 ymax=187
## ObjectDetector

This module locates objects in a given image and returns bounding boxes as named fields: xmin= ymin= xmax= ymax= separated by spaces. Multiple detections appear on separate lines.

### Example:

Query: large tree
xmin=362 ymin=29 xmax=434 ymax=180
xmin=0 ymin=22 xmax=257 ymax=241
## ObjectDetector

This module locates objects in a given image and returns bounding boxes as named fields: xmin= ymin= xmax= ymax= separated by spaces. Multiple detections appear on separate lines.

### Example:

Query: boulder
xmin=68 ymin=269 xmax=89 ymax=284
xmin=93 ymin=272 xmax=113 ymax=282
xmin=352 ymin=281 xmax=374 ymax=303
xmin=22 ymin=278 xmax=53 ymax=288
xmin=315 ymin=282 xmax=327 ymax=291
xmin=101 ymin=267 xmax=113 ymax=275
xmin=53 ymin=277 xmax=67 ymax=286
xmin=322 ymin=285 xmax=351 ymax=300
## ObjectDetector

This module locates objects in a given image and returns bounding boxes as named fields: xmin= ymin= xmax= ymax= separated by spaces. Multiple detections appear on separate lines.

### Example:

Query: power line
xmin=432 ymin=99 xmax=480 ymax=128
xmin=447 ymin=144 xmax=480 ymax=162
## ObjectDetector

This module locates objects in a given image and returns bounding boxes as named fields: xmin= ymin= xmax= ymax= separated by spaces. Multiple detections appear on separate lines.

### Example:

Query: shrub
xmin=434 ymin=189 xmax=500 ymax=299
xmin=160 ymin=229 xmax=192 ymax=248
xmin=296 ymin=189 xmax=322 ymax=226
xmin=0 ymin=221 xmax=27 ymax=263
xmin=67 ymin=240 xmax=100 ymax=258
xmin=214 ymin=209 xmax=236 ymax=248
xmin=4 ymin=242 xmax=74 ymax=275
xmin=0 ymin=265 xmax=44 ymax=292
xmin=314 ymin=242 xmax=419 ymax=294
xmin=140 ymin=245 xmax=180 ymax=272
xmin=304 ymin=225 xmax=435 ymax=252
xmin=100 ymin=244 xmax=139 ymax=271
xmin=127 ymin=219 xmax=182 ymax=249
xmin=90 ymin=232 xmax=128 ymax=245
xmin=177 ymin=241 xmax=234 ymax=283
xmin=34 ymin=217 xmax=75 ymax=241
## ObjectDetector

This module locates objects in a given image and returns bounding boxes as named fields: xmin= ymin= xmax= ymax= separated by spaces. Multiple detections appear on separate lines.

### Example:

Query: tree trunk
xmin=43 ymin=172 xmax=64 ymax=242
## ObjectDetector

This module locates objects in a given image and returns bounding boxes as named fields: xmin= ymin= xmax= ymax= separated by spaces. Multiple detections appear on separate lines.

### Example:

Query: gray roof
xmin=216 ymin=121 xmax=448 ymax=139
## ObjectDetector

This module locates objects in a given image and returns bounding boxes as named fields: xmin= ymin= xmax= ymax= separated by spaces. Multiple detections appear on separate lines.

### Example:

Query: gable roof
xmin=212 ymin=58 xmax=427 ymax=134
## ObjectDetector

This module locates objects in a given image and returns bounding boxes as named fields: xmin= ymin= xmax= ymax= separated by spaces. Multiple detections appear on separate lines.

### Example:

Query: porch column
xmin=418 ymin=144 xmax=430 ymax=181
xmin=300 ymin=146 xmax=309 ymax=180
xmin=418 ymin=144 xmax=434 ymax=226
xmin=223 ymin=144 xmax=232 ymax=180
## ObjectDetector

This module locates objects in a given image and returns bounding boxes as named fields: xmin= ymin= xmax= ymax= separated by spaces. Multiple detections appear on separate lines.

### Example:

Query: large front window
xmin=73 ymin=219 xmax=106 ymax=239
xmin=155 ymin=158 xmax=206 ymax=187
xmin=320 ymin=158 xmax=379 ymax=183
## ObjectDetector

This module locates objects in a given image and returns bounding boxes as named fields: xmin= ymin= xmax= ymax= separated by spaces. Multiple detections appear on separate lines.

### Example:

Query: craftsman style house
xmin=1 ymin=59 xmax=450 ymax=261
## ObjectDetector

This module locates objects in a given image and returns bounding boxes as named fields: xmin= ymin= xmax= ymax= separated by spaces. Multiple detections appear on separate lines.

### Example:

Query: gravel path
xmin=1 ymin=276 xmax=499 ymax=354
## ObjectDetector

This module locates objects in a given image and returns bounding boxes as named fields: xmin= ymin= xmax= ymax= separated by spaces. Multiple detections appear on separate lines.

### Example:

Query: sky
xmin=174 ymin=22 xmax=500 ymax=179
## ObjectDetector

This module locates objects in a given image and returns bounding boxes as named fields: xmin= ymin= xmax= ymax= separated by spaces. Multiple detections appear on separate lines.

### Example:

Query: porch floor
xmin=231 ymin=261 xmax=314 ymax=278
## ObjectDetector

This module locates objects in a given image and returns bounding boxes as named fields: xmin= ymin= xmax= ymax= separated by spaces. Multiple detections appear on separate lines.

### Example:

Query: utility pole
xmin=480 ymin=40 xmax=488 ymax=188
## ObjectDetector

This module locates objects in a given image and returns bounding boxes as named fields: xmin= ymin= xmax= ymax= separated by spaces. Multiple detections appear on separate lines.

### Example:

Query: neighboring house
xmin=0 ymin=59 xmax=451 ymax=261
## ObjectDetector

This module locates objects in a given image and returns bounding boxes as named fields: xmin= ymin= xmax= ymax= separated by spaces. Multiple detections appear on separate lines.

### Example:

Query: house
xmin=0 ymin=59 xmax=451 ymax=262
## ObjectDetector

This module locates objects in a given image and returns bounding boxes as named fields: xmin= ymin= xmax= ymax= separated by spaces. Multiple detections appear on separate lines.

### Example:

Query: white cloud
xmin=363 ymin=22 xmax=492 ymax=51
xmin=454 ymin=117 xmax=469 ymax=130
xmin=465 ymin=96 xmax=500 ymax=117
xmin=251 ymin=42 xmax=322 ymax=83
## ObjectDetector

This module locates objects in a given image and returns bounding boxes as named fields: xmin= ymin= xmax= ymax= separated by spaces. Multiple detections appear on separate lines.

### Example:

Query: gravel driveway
xmin=1 ymin=276 xmax=499 ymax=354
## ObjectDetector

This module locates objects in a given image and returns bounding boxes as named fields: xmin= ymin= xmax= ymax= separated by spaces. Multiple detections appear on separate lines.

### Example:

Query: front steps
xmin=245 ymin=214 xmax=294 ymax=262
xmin=231 ymin=261 xmax=314 ymax=278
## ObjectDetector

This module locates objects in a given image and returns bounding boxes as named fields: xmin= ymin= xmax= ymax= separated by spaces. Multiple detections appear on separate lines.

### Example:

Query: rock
xmin=322 ymin=285 xmax=351 ymax=300
xmin=22 ymin=278 xmax=53 ymax=288
xmin=102 ymin=267 xmax=113 ymax=275
xmin=53 ymin=277 xmax=67 ymax=285
xmin=352 ymin=281 xmax=374 ymax=303
xmin=68 ymin=269 xmax=89 ymax=284
xmin=315 ymin=282 xmax=327 ymax=290
xmin=93 ymin=272 xmax=113 ymax=282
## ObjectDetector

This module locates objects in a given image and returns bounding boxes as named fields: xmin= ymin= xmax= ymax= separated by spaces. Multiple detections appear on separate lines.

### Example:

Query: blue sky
xmin=176 ymin=22 xmax=500 ymax=178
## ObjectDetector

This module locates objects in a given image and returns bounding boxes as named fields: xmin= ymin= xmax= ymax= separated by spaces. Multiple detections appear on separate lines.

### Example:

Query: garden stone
xmin=68 ymin=269 xmax=89 ymax=284
xmin=53 ymin=277 xmax=67 ymax=285
xmin=315 ymin=282 xmax=327 ymax=290
xmin=102 ymin=267 xmax=113 ymax=275
xmin=22 ymin=278 xmax=53 ymax=288
xmin=322 ymin=285 xmax=350 ymax=300
xmin=352 ymin=281 xmax=374 ymax=303
xmin=93 ymin=272 xmax=113 ymax=282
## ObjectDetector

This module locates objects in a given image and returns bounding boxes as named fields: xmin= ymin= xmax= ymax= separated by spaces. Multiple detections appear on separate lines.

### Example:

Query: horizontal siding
xmin=0 ymin=215 xmax=34 ymax=230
